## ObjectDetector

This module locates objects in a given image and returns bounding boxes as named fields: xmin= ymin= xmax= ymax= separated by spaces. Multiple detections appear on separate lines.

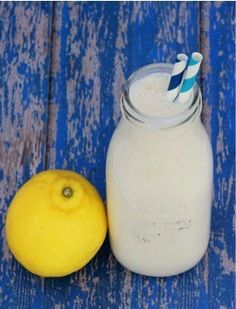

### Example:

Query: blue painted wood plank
xmin=200 ymin=2 xmax=235 ymax=308
xmin=45 ymin=2 xmax=203 ymax=309
xmin=0 ymin=2 xmax=234 ymax=309
xmin=0 ymin=2 xmax=52 ymax=308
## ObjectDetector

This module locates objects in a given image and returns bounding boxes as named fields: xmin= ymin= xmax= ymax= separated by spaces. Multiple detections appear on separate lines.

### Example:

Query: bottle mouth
xmin=121 ymin=63 xmax=202 ymax=130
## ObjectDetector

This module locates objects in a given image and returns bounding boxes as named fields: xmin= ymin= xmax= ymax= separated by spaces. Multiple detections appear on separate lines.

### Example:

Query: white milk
xmin=106 ymin=64 xmax=213 ymax=277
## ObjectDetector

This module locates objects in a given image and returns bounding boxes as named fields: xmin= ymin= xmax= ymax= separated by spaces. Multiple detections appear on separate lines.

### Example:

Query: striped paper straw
xmin=166 ymin=53 xmax=188 ymax=102
xmin=178 ymin=52 xmax=203 ymax=103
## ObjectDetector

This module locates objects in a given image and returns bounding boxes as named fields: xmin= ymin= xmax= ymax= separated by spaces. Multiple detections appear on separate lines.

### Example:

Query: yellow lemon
xmin=5 ymin=170 xmax=107 ymax=277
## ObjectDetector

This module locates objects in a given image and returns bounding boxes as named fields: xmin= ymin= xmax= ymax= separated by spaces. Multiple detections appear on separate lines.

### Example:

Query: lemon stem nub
xmin=62 ymin=187 xmax=73 ymax=198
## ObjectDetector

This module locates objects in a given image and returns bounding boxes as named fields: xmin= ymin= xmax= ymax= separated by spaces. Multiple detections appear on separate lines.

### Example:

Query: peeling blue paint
xmin=0 ymin=2 xmax=235 ymax=309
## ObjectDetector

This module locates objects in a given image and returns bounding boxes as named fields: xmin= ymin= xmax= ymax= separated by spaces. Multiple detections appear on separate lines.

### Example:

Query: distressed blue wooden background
xmin=0 ymin=2 xmax=235 ymax=308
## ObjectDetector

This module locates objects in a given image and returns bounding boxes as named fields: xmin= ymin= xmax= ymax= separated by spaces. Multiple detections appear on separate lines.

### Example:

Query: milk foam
xmin=129 ymin=73 xmax=189 ymax=117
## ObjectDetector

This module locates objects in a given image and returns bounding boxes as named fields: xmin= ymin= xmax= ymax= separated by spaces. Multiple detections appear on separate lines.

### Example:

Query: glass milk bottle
xmin=106 ymin=64 xmax=213 ymax=277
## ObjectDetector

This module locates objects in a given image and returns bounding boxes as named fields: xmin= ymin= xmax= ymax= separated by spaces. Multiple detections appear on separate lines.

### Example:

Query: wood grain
xmin=0 ymin=2 xmax=235 ymax=308
xmin=0 ymin=2 xmax=52 ymax=308
xmin=200 ymin=2 xmax=235 ymax=308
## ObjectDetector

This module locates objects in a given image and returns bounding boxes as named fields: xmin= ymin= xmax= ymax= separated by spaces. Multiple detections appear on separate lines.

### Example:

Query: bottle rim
xmin=121 ymin=63 xmax=202 ymax=130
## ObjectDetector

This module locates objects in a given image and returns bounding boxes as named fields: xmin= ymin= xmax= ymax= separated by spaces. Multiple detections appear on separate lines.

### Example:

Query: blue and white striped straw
xmin=166 ymin=53 xmax=188 ymax=102
xmin=178 ymin=52 xmax=203 ymax=103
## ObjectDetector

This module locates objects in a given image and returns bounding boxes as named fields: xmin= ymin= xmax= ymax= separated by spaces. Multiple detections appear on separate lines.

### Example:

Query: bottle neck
xmin=121 ymin=63 xmax=202 ymax=130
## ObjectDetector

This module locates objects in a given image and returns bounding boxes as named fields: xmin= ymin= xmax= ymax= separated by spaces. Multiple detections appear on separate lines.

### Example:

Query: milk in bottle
xmin=106 ymin=64 xmax=213 ymax=276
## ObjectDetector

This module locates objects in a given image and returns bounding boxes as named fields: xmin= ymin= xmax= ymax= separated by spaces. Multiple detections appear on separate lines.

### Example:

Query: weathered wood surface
xmin=200 ymin=3 xmax=235 ymax=308
xmin=0 ymin=2 xmax=52 ymax=308
xmin=0 ymin=2 xmax=235 ymax=308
